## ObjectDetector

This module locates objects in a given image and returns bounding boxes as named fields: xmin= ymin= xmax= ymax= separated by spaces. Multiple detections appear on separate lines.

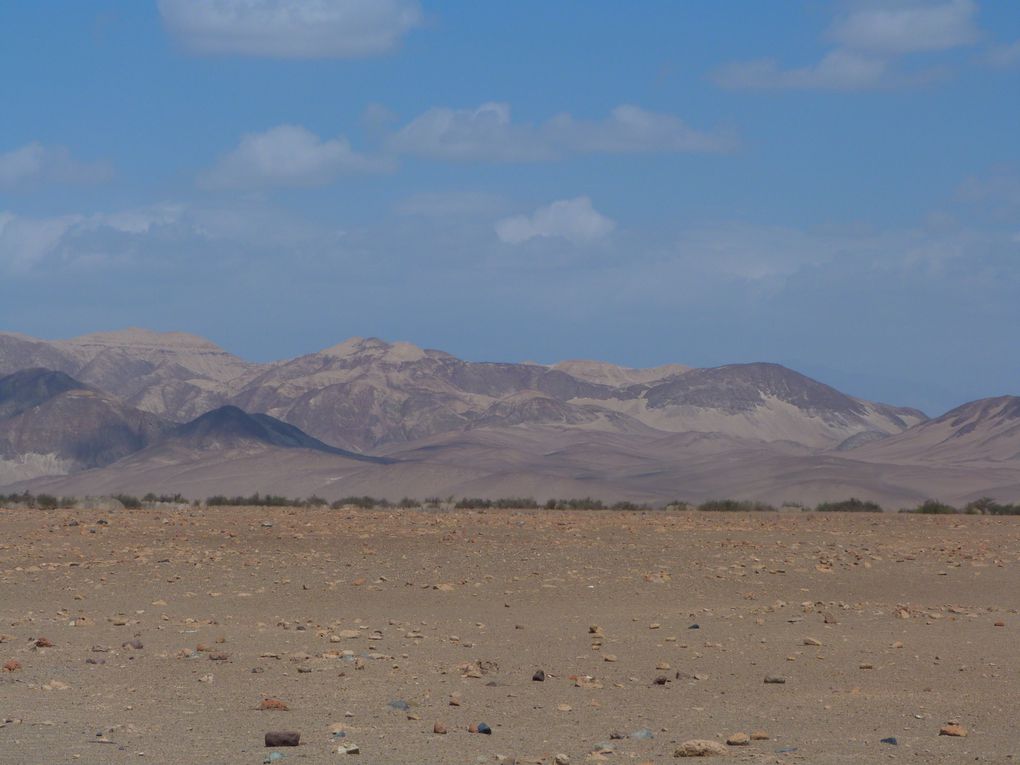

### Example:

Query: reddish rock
xmin=3 ymin=660 xmax=21 ymax=672
xmin=34 ymin=637 xmax=54 ymax=648
xmin=259 ymin=698 xmax=289 ymax=711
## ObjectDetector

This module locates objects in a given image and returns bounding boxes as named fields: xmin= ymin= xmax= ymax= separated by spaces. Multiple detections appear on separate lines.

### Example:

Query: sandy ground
xmin=1 ymin=507 xmax=1018 ymax=764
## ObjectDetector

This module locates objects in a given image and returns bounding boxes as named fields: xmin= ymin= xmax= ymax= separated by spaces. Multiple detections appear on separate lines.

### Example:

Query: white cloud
xmin=388 ymin=103 xmax=552 ymax=162
xmin=546 ymin=105 xmax=737 ymax=153
xmin=199 ymin=125 xmax=391 ymax=189
xmin=0 ymin=142 xmax=112 ymax=190
xmin=0 ymin=211 xmax=83 ymax=271
xmin=714 ymin=0 xmax=978 ymax=92
xmin=830 ymin=0 xmax=979 ymax=54
xmin=158 ymin=0 xmax=422 ymax=59
xmin=388 ymin=103 xmax=734 ymax=162
xmin=495 ymin=197 xmax=615 ymax=245
xmin=985 ymin=39 xmax=1020 ymax=68
xmin=713 ymin=50 xmax=889 ymax=91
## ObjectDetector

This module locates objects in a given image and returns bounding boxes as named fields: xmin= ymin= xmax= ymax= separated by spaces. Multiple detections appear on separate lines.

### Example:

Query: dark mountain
xmin=0 ymin=368 xmax=169 ymax=484
xmin=167 ymin=405 xmax=390 ymax=463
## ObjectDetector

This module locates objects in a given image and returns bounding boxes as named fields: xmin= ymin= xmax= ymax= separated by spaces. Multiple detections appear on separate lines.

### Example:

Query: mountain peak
xmin=318 ymin=336 xmax=430 ymax=363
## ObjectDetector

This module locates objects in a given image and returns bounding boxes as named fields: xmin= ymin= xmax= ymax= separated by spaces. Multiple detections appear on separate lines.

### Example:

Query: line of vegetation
xmin=815 ymin=498 xmax=883 ymax=513
xmin=698 ymin=499 xmax=777 ymax=512
xmin=3 ymin=491 xmax=1020 ymax=515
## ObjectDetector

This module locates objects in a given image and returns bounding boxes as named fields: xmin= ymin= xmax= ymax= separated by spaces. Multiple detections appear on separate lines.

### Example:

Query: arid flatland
xmin=2 ymin=508 xmax=1018 ymax=764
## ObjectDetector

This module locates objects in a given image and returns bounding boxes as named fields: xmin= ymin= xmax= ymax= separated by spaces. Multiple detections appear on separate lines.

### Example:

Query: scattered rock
xmin=750 ymin=730 xmax=769 ymax=741
xmin=532 ymin=670 xmax=546 ymax=682
xmin=433 ymin=722 xmax=447 ymax=735
xmin=388 ymin=699 xmax=410 ymax=711
xmin=726 ymin=733 xmax=749 ymax=746
xmin=939 ymin=723 xmax=967 ymax=737
xmin=803 ymin=637 xmax=822 ymax=646
xmin=2 ymin=660 xmax=20 ymax=672
xmin=264 ymin=732 xmax=300 ymax=747
xmin=34 ymin=637 xmax=54 ymax=648
xmin=880 ymin=737 xmax=898 ymax=745
xmin=674 ymin=739 xmax=728 ymax=757
xmin=259 ymin=699 xmax=290 ymax=711
xmin=763 ymin=675 xmax=786 ymax=684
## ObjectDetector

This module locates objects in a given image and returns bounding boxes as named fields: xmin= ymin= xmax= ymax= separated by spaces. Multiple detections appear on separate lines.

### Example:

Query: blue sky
xmin=1 ymin=0 xmax=1018 ymax=414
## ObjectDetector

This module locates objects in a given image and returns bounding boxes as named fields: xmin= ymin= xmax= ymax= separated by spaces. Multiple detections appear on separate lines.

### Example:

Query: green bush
xmin=698 ymin=499 xmax=776 ymax=512
xmin=816 ymin=498 xmax=883 ymax=513
xmin=906 ymin=500 xmax=958 ymax=514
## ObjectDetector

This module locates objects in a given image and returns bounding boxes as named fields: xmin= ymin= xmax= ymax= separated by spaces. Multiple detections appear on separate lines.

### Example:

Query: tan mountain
xmin=3 ymin=327 xmax=1018 ymax=506
xmin=849 ymin=396 xmax=1020 ymax=465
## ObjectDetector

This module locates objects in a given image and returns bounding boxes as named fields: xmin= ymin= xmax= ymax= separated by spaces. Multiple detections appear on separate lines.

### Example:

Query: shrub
xmin=698 ymin=499 xmax=776 ymax=512
xmin=113 ymin=494 xmax=142 ymax=509
xmin=816 ymin=498 xmax=883 ymax=513
xmin=908 ymin=500 xmax=958 ymax=515
xmin=35 ymin=493 xmax=60 ymax=510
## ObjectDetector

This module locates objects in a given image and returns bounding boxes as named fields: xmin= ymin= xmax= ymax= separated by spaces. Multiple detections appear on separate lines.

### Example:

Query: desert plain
xmin=1 ymin=506 xmax=1018 ymax=765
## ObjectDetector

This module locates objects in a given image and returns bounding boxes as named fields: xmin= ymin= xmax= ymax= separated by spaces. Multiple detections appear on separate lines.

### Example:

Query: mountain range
xmin=1 ymin=328 xmax=1017 ymax=507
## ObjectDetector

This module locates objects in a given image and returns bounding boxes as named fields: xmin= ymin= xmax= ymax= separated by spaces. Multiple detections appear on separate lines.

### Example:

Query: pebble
xmin=532 ymin=670 xmax=546 ymax=682
xmin=880 ymin=737 xmax=898 ymax=745
xmin=750 ymin=730 xmax=769 ymax=741
xmin=674 ymin=739 xmax=728 ymax=757
xmin=476 ymin=723 xmax=492 ymax=735
xmin=764 ymin=675 xmax=786 ymax=684
xmin=726 ymin=733 xmax=749 ymax=746
xmin=803 ymin=637 xmax=822 ymax=646
xmin=337 ymin=743 xmax=360 ymax=754
xmin=554 ymin=755 xmax=570 ymax=765
xmin=388 ymin=699 xmax=410 ymax=711
xmin=264 ymin=732 xmax=300 ymax=747
xmin=259 ymin=699 xmax=290 ymax=711
xmin=939 ymin=723 xmax=967 ymax=737
xmin=2 ymin=660 xmax=20 ymax=672
xmin=433 ymin=722 xmax=447 ymax=734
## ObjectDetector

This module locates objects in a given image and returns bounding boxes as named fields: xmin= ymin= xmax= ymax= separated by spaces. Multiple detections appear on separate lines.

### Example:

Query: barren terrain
xmin=1 ymin=507 xmax=1018 ymax=764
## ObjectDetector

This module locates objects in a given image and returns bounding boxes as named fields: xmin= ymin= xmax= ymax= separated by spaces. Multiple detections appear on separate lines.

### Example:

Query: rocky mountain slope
xmin=2 ymin=327 xmax=1017 ymax=506
xmin=0 ymin=368 xmax=168 ymax=485
xmin=0 ymin=331 xmax=925 ymax=453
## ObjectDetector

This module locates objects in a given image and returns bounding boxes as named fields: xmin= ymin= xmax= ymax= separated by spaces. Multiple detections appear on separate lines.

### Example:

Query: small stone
xmin=388 ymin=699 xmax=410 ymax=711
xmin=994 ymin=621 xmax=1005 ymax=627
xmin=476 ymin=722 xmax=492 ymax=735
xmin=122 ymin=639 xmax=143 ymax=650
xmin=337 ymin=742 xmax=360 ymax=754
xmin=674 ymin=739 xmax=728 ymax=757
xmin=726 ymin=733 xmax=749 ymax=746
xmin=750 ymin=730 xmax=769 ymax=741
xmin=939 ymin=723 xmax=967 ymax=737
xmin=449 ymin=693 xmax=461 ymax=706
xmin=557 ymin=704 xmax=572 ymax=712
xmin=34 ymin=637 xmax=54 ymax=648
xmin=533 ymin=670 xmax=546 ymax=682
xmin=263 ymin=752 xmax=283 ymax=763
xmin=763 ymin=675 xmax=786 ymax=684
xmin=603 ymin=654 xmax=617 ymax=662
xmin=803 ymin=637 xmax=822 ymax=646
xmin=259 ymin=699 xmax=289 ymax=711
xmin=2 ymin=660 xmax=20 ymax=672
xmin=880 ymin=737 xmax=898 ymax=745
xmin=555 ymin=755 xmax=570 ymax=765
xmin=433 ymin=722 xmax=447 ymax=735
xmin=264 ymin=731 xmax=300 ymax=747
